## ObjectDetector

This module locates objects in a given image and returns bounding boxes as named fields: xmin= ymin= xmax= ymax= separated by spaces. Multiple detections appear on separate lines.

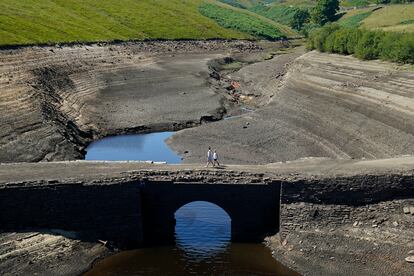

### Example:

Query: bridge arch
xmin=141 ymin=181 xmax=280 ymax=245
xmin=174 ymin=201 xmax=232 ymax=254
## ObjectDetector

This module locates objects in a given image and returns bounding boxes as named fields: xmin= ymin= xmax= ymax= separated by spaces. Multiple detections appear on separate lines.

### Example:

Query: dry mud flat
xmin=0 ymin=40 xmax=267 ymax=162
xmin=169 ymin=51 xmax=414 ymax=164
xmin=0 ymin=230 xmax=108 ymax=276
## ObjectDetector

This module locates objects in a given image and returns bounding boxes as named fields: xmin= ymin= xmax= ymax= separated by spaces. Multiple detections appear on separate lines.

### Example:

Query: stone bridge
xmin=0 ymin=175 xmax=280 ymax=246
xmin=142 ymin=181 xmax=280 ymax=243
xmin=0 ymin=157 xmax=413 ymax=249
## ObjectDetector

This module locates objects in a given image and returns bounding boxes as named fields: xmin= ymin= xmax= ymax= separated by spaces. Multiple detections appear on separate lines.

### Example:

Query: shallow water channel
xmin=85 ymin=132 xmax=181 ymax=163
xmin=86 ymin=201 xmax=299 ymax=275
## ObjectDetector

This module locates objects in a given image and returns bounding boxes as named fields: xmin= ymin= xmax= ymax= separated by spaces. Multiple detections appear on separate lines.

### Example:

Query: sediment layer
xmin=0 ymin=40 xmax=262 ymax=162
xmin=169 ymin=51 xmax=414 ymax=164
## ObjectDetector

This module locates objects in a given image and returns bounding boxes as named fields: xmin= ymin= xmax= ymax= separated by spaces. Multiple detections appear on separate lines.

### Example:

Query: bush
xmin=306 ymin=23 xmax=341 ymax=51
xmin=311 ymin=0 xmax=340 ymax=25
xmin=354 ymin=31 xmax=383 ymax=59
xmin=301 ymin=22 xmax=321 ymax=37
xmin=308 ymin=24 xmax=414 ymax=64
xmin=289 ymin=8 xmax=310 ymax=30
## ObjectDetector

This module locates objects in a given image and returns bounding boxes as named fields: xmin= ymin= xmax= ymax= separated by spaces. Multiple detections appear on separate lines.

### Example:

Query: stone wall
xmin=0 ymin=178 xmax=281 ymax=246
xmin=142 ymin=180 xmax=280 ymax=244
xmin=0 ymin=181 xmax=144 ymax=246
xmin=279 ymin=174 xmax=414 ymax=236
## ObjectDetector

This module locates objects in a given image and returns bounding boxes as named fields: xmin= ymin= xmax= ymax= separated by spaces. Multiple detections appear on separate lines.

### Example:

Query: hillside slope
xmin=339 ymin=4 xmax=414 ymax=32
xmin=169 ymin=51 xmax=414 ymax=164
xmin=0 ymin=0 xmax=252 ymax=46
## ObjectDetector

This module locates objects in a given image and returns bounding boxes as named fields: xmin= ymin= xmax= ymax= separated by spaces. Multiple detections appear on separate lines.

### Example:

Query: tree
xmin=311 ymin=0 xmax=340 ymax=25
xmin=289 ymin=8 xmax=310 ymax=30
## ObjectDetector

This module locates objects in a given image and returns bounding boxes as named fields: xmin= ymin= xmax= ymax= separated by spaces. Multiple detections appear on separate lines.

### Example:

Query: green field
xmin=338 ymin=11 xmax=372 ymax=28
xmin=339 ymin=4 xmax=414 ymax=32
xmin=201 ymin=2 xmax=297 ymax=39
xmin=0 ymin=0 xmax=255 ymax=46
xmin=361 ymin=4 xmax=414 ymax=32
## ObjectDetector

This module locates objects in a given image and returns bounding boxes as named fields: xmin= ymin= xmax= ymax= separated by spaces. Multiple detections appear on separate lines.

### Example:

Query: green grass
xmin=249 ymin=5 xmax=301 ymax=26
xmin=340 ymin=0 xmax=372 ymax=7
xmin=200 ymin=2 xmax=297 ymax=39
xmin=360 ymin=4 xmax=414 ymax=32
xmin=338 ymin=11 xmax=372 ymax=28
xmin=245 ymin=0 xmax=314 ymax=28
xmin=0 ymin=0 xmax=252 ymax=46
xmin=337 ymin=4 xmax=414 ymax=32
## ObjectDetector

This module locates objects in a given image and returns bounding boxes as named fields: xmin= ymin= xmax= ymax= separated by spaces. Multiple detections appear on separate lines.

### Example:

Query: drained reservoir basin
xmin=85 ymin=132 xmax=181 ymax=163
xmin=86 ymin=202 xmax=298 ymax=275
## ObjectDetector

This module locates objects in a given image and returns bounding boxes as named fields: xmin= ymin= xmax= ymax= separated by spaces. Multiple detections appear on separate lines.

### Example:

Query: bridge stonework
xmin=0 ymin=179 xmax=281 ymax=247
xmin=142 ymin=181 xmax=281 ymax=244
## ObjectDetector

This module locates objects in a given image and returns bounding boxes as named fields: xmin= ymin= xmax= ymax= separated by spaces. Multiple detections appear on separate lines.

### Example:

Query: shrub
xmin=354 ymin=31 xmax=383 ymax=60
xmin=307 ymin=23 xmax=340 ymax=51
xmin=311 ymin=0 xmax=340 ymax=25
xmin=289 ymin=8 xmax=311 ymax=30
xmin=308 ymin=24 xmax=414 ymax=64
xmin=301 ymin=22 xmax=321 ymax=37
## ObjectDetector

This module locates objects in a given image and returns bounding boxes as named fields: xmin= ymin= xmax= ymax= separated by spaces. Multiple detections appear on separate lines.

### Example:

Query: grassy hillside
xmin=339 ymin=4 xmax=414 ymax=32
xmin=361 ymin=4 xmax=414 ymax=32
xmin=202 ymin=1 xmax=298 ymax=38
xmin=0 ymin=0 xmax=253 ymax=46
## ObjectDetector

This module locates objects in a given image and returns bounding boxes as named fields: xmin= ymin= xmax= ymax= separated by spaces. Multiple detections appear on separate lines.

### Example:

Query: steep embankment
xmin=0 ymin=40 xmax=261 ymax=162
xmin=169 ymin=50 xmax=414 ymax=164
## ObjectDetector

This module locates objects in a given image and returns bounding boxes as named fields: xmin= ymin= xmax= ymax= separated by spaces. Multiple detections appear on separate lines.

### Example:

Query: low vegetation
xmin=361 ymin=4 xmax=414 ymax=31
xmin=0 ymin=0 xmax=251 ymax=46
xmin=199 ymin=3 xmax=290 ymax=40
xmin=307 ymin=24 xmax=414 ymax=63
xmin=338 ymin=11 xmax=372 ymax=28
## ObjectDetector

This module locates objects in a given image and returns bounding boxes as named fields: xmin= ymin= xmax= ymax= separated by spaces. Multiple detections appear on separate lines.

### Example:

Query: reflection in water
xmin=175 ymin=201 xmax=231 ymax=264
xmin=86 ymin=202 xmax=299 ymax=276
xmin=85 ymin=132 xmax=181 ymax=163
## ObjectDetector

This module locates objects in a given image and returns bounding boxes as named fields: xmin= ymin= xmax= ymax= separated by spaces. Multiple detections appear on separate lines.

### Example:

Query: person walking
xmin=206 ymin=147 xmax=214 ymax=167
xmin=213 ymin=149 xmax=220 ymax=167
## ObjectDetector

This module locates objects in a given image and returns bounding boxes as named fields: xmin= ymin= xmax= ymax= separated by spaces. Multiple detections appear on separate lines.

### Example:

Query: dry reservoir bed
xmin=1 ymin=40 xmax=414 ymax=276
xmin=1 ymin=41 xmax=413 ymax=164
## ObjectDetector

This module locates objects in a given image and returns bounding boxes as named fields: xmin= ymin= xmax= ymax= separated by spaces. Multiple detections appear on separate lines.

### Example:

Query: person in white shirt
xmin=213 ymin=150 xmax=220 ymax=166
xmin=206 ymin=147 xmax=214 ymax=167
